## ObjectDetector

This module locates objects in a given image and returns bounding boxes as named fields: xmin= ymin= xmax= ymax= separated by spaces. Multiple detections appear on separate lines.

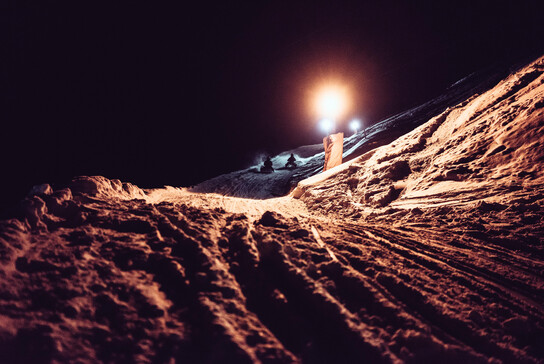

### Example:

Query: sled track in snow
xmin=343 ymin=224 xmax=544 ymax=318
xmin=1 ymin=195 xmax=544 ymax=363
xmin=319 ymin=221 xmax=544 ymax=362
xmin=150 ymin=202 xmax=544 ymax=363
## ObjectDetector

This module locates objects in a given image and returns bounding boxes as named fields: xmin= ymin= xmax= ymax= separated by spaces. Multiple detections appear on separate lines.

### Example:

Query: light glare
xmin=315 ymin=86 xmax=348 ymax=119
xmin=349 ymin=119 xmax=361 ymax=132
xmin=319 ymin=118 xmax=334 ymax=134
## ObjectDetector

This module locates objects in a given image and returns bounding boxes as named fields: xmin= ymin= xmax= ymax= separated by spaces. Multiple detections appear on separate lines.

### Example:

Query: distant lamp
xmin=319 ymin=118 xmax=334 ymax=134
xmin=349 ymin=119 xmax=361 ymax=134
xmin=315 ymin=86 xmax=348 ymax=120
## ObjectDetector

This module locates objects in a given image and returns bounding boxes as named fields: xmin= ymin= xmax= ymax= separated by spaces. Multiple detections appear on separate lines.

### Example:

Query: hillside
xmin=191 ymin=63 xmax=508 ymax=199
xmin=296 ymin=54 xmax=544 ymax=241
xmin=0 ymin=56 xmax=543 ymax=363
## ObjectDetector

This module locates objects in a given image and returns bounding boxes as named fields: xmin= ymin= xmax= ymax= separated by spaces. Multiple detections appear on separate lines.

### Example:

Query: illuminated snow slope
xmin=297 ymin=55 xmax=544 ymax=213
xmin=192 ymin=63 xmax=507 ymax=199
xmin=0 ymin=56 xmax=543 ymax=363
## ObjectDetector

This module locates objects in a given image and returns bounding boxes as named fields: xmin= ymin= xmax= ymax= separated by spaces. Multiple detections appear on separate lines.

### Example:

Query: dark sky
xmin=2 ymin=0 xmax=543 ymax=209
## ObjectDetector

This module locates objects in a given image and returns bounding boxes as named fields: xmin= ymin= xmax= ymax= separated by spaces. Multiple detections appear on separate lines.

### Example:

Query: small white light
xmin=319 ymin=118 xmax=334 ymax=134
xmin=349 ymin=118 xmax=361 ymax=133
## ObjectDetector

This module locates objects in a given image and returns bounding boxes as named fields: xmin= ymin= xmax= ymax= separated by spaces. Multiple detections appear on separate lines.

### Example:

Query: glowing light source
xmin=319 ymin=118 xmax=334 ymax=134
xmin=349 ymin=118 xmax=361 ymax=133
xmin=315 ymin=85 xmax=348 ymax=119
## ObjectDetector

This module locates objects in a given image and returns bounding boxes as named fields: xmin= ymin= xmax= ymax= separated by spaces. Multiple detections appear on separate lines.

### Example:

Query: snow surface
xmin=191 ymin=64 xmax=508 ymax=200
xmin=0 ymin=56 xmax=543 ymax=363
xmin=297 ymin=56 xmax=544 ymax=212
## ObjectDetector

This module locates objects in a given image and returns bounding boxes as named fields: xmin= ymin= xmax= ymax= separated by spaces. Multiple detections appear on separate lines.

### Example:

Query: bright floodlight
xmin=315 ymin=86 xmax=347 ymax=119
xmin=319 ymin=118 xmax=334 ymax=134
xmin=349 ymin=119 xmax=361 ymax=133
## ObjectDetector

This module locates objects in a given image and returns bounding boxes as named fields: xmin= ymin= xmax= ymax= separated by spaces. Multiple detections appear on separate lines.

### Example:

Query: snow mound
xmin=69 ymin=176 xmax=148 ymax=200
xmin=297 ymin=56 xmax=544 ymax=214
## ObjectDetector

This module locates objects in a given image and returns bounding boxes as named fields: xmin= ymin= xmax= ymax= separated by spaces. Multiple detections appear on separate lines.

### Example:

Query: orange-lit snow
xmin=0 ymin=56 xmax=543 ymax=363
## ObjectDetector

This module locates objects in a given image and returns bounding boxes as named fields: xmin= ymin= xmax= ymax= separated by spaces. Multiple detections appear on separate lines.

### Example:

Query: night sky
xmin=2 ymin=1 xmax=543 ymax=210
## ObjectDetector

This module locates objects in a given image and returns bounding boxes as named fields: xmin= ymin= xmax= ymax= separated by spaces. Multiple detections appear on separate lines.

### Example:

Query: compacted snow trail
xmin=147 ymin=188 xmax=310 ymax=220
xmin=1 ymin=180 xmax=543 ymax=363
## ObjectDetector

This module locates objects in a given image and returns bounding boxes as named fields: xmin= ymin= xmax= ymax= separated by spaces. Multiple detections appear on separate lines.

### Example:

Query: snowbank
xmin=297 ymin=56 xmax=544 ymax=215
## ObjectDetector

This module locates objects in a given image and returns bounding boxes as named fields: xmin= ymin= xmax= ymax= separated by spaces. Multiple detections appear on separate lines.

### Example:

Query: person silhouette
xmin=285 ymin=153 xmax=297 ymax=169
xmin=261 ymin=156 xmax=274 ymax=173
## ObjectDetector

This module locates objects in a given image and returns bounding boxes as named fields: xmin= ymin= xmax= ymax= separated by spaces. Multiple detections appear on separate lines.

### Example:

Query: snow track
xmin=306 ymin=218 xmax=544 ymax=362
xmin=1 ymin=186 xmax=543 ymax=362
